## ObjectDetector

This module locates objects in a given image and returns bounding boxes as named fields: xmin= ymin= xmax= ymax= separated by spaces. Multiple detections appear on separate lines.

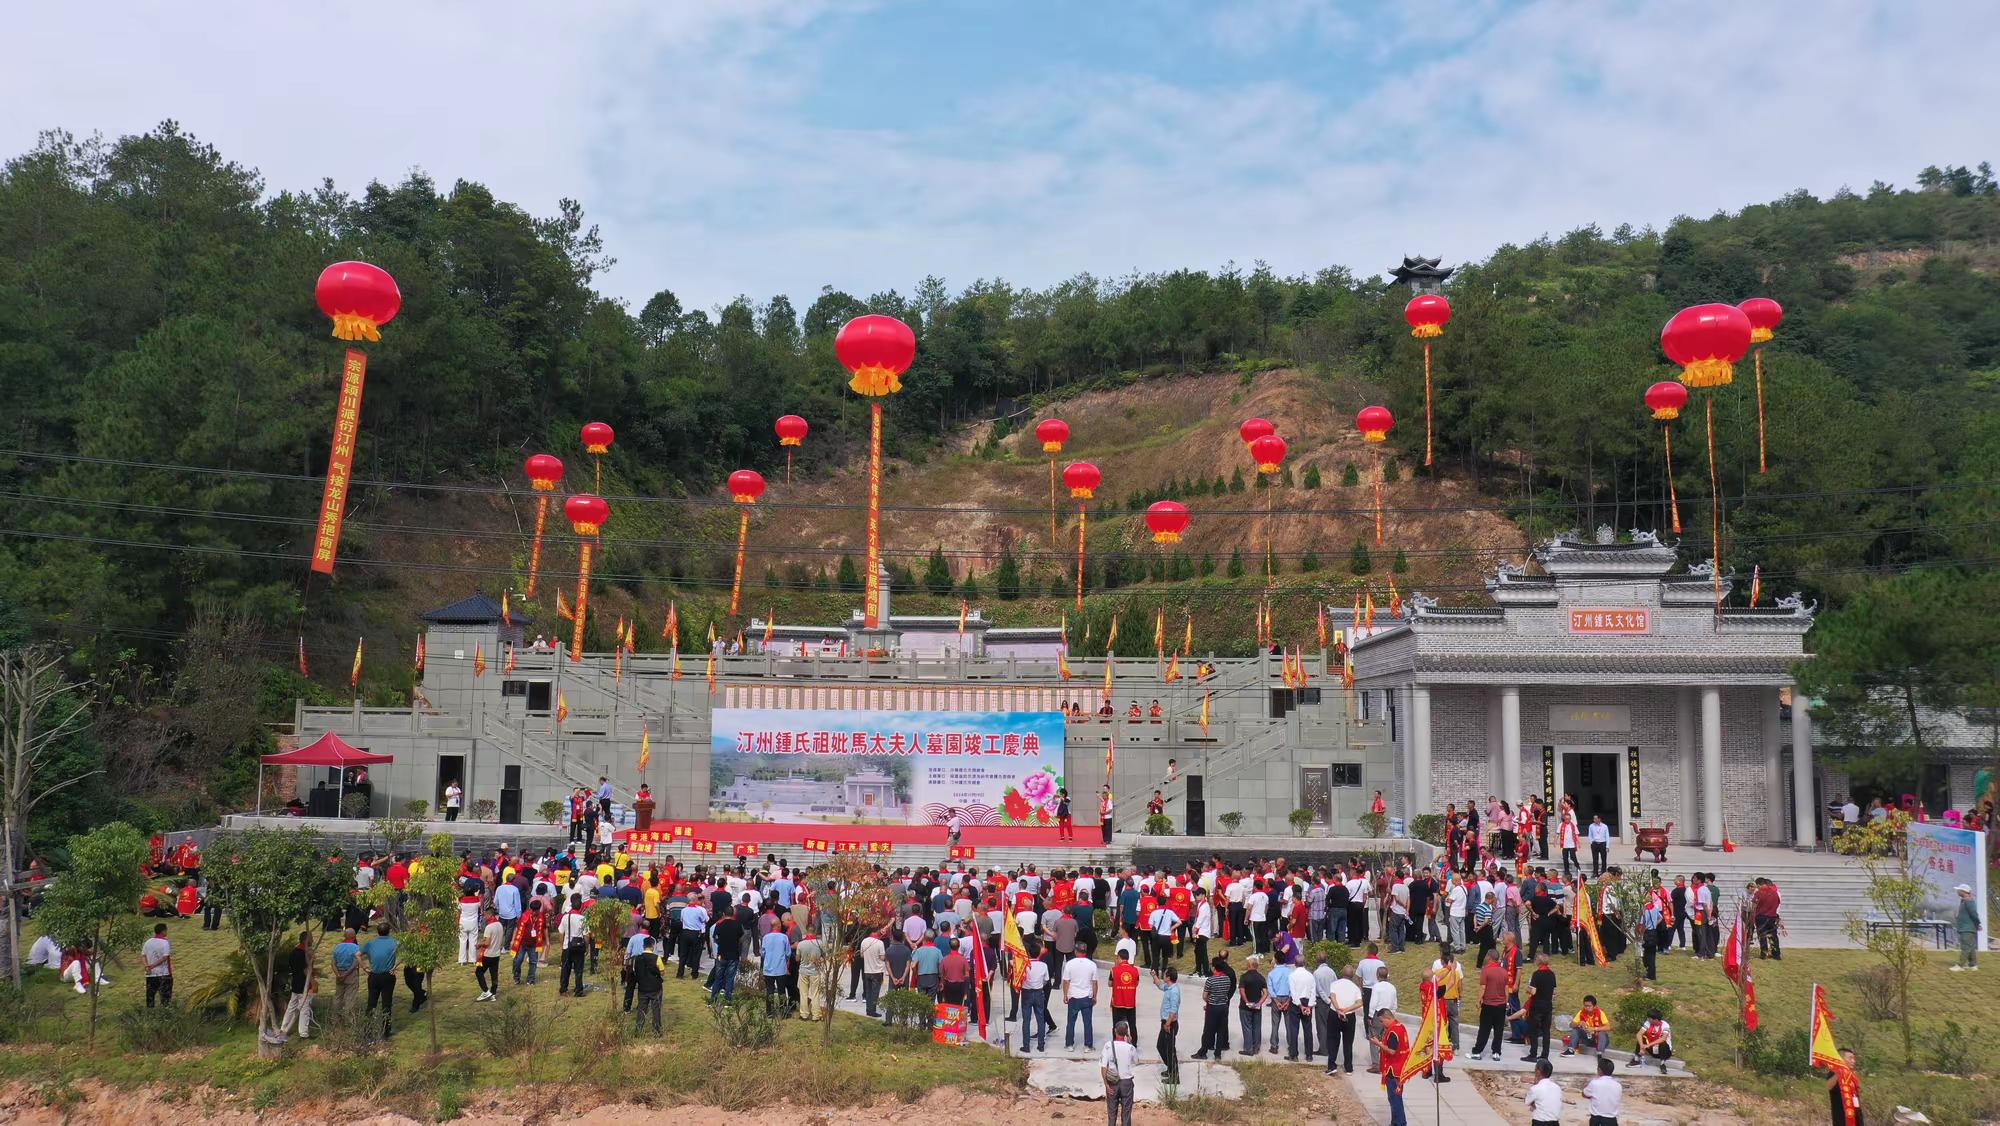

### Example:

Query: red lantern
xmin=581 ymin=421 xmax=615 ymax=455
xmin=525 ymin=454 xmax=565 ymax=491
xmin=1738 ymin=297 xmax=1784 ymax=344
xmin=774 ymin=415 xmax=809 ymax=446
xmin=521 ymin=453 xmax=565 ymax=599
xmin=1063 ymin=461 xmax=1101 ymax=499
xmin=1250 ymin=434 xmax=1288 ymax=474
xmin=1661 ymin=304 xmax=1753 ymax=388
xmin=1035 ymin=418 xmax=1070 ymax=453
xmin=1145 ymin=500 xmax=1190 ymax=544
xmin=314 ymin=261 xmax=401 ymax=342
xmin=1644 ymin=381 xmax=1688 ymax=421
xmin=834 ymin=315 xmax=917 ymax=397
xmin=564 ymin=494 xmax=609 ymax=537
xmin=728 ymin=469 xmax=767 ymax=504
xmin=1357 ymin=406 xmax=1394 ymax=443
xmin=1404 ymin=294 xmax=1451 ymax=338
xmin=1238 ymin=418 xmax=1275 ymax=447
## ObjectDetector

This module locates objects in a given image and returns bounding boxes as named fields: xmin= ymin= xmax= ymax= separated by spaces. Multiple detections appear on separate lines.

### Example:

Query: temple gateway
xmin=1350 ymin=528 xmax=1819 ymax=848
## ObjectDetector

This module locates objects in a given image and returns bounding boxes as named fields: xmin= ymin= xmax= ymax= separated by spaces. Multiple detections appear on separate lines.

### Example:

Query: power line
xmin=0 ymin=488 xmax=1988 ymax=565
xmin=4 ymin=447 xmax=1992 ymax=519
xmin=4 ymin=525 xmax=1990 ymax=603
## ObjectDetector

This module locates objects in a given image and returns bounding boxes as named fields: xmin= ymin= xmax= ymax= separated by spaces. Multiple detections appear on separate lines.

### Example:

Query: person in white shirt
xmin=1447 ymin=879 xmax=1469 ymax=952
xmin=1584 ymin=1056 xmax=1623 ymax=1123
xmin=443 ymin=780 xmax=463 ymax=822
xmin=25 ymin=933 xmax=62 ymax=971
xmin=1839 ymin=798 xmax=1860 ymax=824
xmin=1285 ymin=962 xmax=1317 ymax=1060
xmin=1101 ymin=1021 xmax=1139 ymax=1126
xmin=1587 ymin=814 xmax=1613 ymax=876
xmin=1019 ymin=956 xmax=1052 ymax=1051
xmin=456 ymin=892 xmax=482 ymax=964
xmin=1523 ymin=1059 xmax=1564 ymax=1125
xmin=1062 ymin=950 xmax=1100 ymax=1050
xmin=141 ymin=924 xmax=174 ymax=1007
xmin=1248 ymin=883 xmax=1272 ymax=954
xmin=1326 ymin=966 xmax=1363 ymax=1074
xmin=1364 ymin=964 xmax=1397 ymax=1071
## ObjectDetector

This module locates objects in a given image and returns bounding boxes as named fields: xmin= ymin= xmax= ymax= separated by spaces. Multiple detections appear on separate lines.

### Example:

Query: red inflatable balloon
xmin=1062 ymin=461 xmax=1101 ymax=499
xmin=1404 ymin=294 xmax=1451 ymax=338
xmin=1661 ymin=304 xmax=1753 ymax=388
xmin=564 ymin=494 xmax=609 ymax=536
xmin=315 ymin=261 xmax=401 ymax=342
xmin=1145 ymin=500 xmax=1190 ymax=543
xmin=728 ymin=470 xmax=767 ymax=504
xmin=1035 ymin=418 xmax=1070 ymax=453
xmin=835 ymin=315 xmax=917 ymax=396
xmin=1645 ymin=381 xmax=1689 ymax=421
xmin=1356 ymin=406 xmax=1394 ymax=443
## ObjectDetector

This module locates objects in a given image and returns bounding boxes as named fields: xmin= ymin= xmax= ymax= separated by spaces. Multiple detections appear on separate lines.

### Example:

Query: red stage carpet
xmin=617 ymin=820 xmax=1101 ymax=852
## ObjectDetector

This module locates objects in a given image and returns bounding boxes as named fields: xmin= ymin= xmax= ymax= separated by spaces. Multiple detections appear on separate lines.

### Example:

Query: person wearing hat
xmin=1951 ymin=884 xmax=1981 ymax=971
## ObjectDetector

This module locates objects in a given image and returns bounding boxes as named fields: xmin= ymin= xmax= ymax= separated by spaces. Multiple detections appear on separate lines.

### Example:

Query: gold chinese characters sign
xmin=1567 ymin=609 xmax=1650 ymax=634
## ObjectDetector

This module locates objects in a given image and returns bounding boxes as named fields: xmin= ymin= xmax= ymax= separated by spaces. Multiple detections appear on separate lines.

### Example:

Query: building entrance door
xmin=1560 ymin=751 xmax=1623 ymax=836
xmin=1299 ymin=767 xmax=1332 ymax=827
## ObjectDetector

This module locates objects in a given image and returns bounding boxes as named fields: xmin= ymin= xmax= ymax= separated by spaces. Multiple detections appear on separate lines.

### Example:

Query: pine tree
xmin=960 ymin=572 xmax=981 ymax=600
xmin=1301 ymin=464 xmax=1321 ymax=489
xmin=1341 ymin=462 xmax=1359 ymax=487
xmin=1211 ymin=475 xmax=1228 ymax=495
xmin=1050 ymin=573 xmax=1070 ymax=598
xmin=923 ymin=546 xmax=954 ymax=595
xmin=1230 ymin=468 xmax=1246 ymax=493
xmin=763 ymin=566 xmax=780 ymax=589
xmin=1227 ymin=549 xmax=1245 ymax=578
xmin=1200 ymin=554 xmax=1216 ymax=577
xmin=1392 ymin=548 xmax=1409 ymax=574
xmin=994 ymin=550 xmax=1022 ymax=600
xmin=1348 ymin=541 xmax=1372 ymax=575
xmin=836 ymin=554 xmax=861 ymax=592
xmin=1279 ymin=465 xmax=1295 ymax=487
xmin=1300 ymin=547 xmax=1320 ymax=572
xmin=1149 ymin=554 xmax=1168 ymax=581
xmin=1383 ymin=458 xmax=1400 ymax=483
xmin=813 ymin=567 xmax=831 ymax=591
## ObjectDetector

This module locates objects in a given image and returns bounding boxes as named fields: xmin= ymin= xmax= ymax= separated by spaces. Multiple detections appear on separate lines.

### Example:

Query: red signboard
xmin=866 ymin=840 xmax=893 ymax=854
xmin=690 ymin=839 xmax=717 ymax=854
xmin=802 ymin=837 xmax=830 ymax=852
xmin=949 ymin=845 xmax=977 ymax=860
xmin=733 ymin=842 xmax=760 ymax=857
xmin=310 ymin=349 xmax=368 ymax=573
xmin=1567 ymin=608 xmax=1650 ymax=634
xmin=672 ymin=823 xmax=694 ymax=839
xmin=835 ymin=841 xmax=863 ymax=853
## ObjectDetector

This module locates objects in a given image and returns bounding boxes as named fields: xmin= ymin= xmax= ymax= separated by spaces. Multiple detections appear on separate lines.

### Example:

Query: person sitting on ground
xmin=1561 ymin=994 xmax=1611 ymax=1056
xmin=1630 ymin=1008 xmax=1673 ymax=1071
xmin=139 ymin=886 xmax=179 ymax=918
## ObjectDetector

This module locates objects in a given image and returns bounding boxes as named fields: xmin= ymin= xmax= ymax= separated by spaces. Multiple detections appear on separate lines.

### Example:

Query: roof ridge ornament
xmin=1408 ymin=592 xmax=1439 ymax=616
xmin=1774 ymin=592 xmax=1817 ymax=618
xmin=1629 ymin=529 xmax=1661 ymax=547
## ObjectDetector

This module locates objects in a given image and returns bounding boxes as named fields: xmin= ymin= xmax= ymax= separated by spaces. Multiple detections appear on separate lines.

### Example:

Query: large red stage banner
xmin=710 ymin=708 xmax=1065 ymax=827
xmin=310 ymin=349 xmax=367 ymax=574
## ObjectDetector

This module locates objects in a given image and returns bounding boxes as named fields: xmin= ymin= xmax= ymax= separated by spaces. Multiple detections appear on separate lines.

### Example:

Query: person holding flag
xmin=1372 ymin=1000 xmax=1411 ymax=1126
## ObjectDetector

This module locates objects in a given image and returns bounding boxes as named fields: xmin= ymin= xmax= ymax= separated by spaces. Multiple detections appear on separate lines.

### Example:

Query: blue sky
xmin=7 ymin=1 xmax=1996 ymax=314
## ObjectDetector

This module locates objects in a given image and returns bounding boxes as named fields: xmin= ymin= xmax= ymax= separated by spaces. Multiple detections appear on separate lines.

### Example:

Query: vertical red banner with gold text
xmin=310 ymin=349 xmax=367 ymax=574
xmin=863 ymin=402 xmax=882 ymax=628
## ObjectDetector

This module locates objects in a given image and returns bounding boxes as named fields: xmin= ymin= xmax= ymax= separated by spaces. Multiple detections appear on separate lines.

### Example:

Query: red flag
xmin=349 ymin=637 xmax=364 ymax=690
xmin=297 ymin=636 xmax=310 ymax=678
xmin=1742 ymin=956 xmax=1760 ymax=1032
xmin=970 ymin=919 xmax=990 ymax=1041
xmin=1722 ymin=915 xmax=1744 ymax=985
xmin=413 ymin=633 xmax=425 ymax=673
xmin=503 ymin=643 xmax=516 ymax=674
xmin=473 ymin=644 xmax=487 ymax=678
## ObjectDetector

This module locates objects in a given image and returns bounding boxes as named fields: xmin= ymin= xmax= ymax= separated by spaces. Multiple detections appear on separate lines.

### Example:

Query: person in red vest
xmin=148 ymin=833 xmax=168 ymax=874
xmin=1167 ymin=879 xmax=1194 ymax=957
xmin=176 ymin=879 xmax=201 ymax=918
xmin=173 ymin=837 xmax=202 ymax=884
xmin=1109 ymin=947 xmax=1142 ymax=1038
xmin=1373 ymin=1002 xmax=1411 ymax=1126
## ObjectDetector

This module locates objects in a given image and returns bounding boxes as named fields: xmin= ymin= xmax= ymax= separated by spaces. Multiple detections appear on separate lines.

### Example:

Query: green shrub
xmin=341 ymin=792 xmax=370 ymax=819
xmin=537 ymin=800 xmax=565 ymax=826
xmin=470 ymin=798 xmax=498 ymax=822
xmin=115 ymin=1003 xmax=222 ymax=1053
xmin=477 ymin=992 xmax=558 ymax=1057
xmin=1218 ymin=811 xmax=1245 ymax=835
xmin=1611 ymin=991 xmax=1673 ymax=1038
xmin=1358 ymin=811 xmax=1386 ymax=838
xmin=0 ymin=990 xmax=63 ymax=1044
xmin=402 ymin=799 xmax=429 ymax=820
xmin=1410 ymin=814 xmax=1446 ymax=846
xmin=1742 ymin=1026 xmax=1813 ymax=1077
xmin=1929 ymin=1019 xmax=1972 ymax=1076
xmin=711 ymin=991 xmax=778 ymax=1049
xmin=1341 ymin=463 xmax=1359 ymax=487
xmin=1289 ymin=808 xmax=1316 ymax=836
xmin=880 ymin=988 xmax=933 ymax=1030
xmin=184 ymin=948 xmax=261 ymax=1023
xmin=1145 ymin=813 xmax=1175 ymax=836
xmin=1304 ymin=940 xmax=1354 ymax=971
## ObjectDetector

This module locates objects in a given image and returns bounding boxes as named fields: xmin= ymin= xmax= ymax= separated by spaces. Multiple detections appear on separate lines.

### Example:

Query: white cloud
xmin=6 ymin=1 xmax=1996 ymax=314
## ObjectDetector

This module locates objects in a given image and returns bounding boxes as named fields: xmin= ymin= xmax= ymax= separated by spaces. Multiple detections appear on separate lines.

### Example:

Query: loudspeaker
xmin=1185 ymin=798 xmax=1205 ymax=837
xmin=1186 ymin=774 xmax=1204 ymax=801
xmin=499 ymin=789 xmax=522 ymax=824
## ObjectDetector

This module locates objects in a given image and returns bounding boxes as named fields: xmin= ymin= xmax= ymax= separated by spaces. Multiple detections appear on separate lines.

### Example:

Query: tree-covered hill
xmin=1 ymin=123 xmax=1994 ymax=833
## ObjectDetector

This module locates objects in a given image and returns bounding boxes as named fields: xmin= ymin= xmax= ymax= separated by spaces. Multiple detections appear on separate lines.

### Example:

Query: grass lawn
xmin=3 ymin=916 xmax=1026 ymax=1119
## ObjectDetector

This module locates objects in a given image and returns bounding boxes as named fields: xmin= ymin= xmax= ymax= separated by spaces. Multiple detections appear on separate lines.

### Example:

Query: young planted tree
xmin=0 ymin=645 xmax=97 ymax=989
xmin=207 ymin=826 xmax=356 ymax=1058
xmin=803 ymin=855 xmax=898 ymax=1046
xmin=1349 ymin=541 xmax=1373 ymax=575
xmin=375 ymin=833 xmax=460 ymax=1052
xmin=1842 ymin=816 xmax=1931 ymax=1066
xmin=1301 ymin=464 xmax=1321 ymax=489
xmin=923 ymin=547 xmax=954 ymax=596
xmin=35 ymin=821 xmax=150 ymax=1046
xmin=1340 ymin=462 xmax=1359 ymax=487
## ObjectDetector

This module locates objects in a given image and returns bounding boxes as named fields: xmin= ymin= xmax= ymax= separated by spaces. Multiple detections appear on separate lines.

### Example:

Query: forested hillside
xmin=1 ymin=123 xmax=1995 ymax=840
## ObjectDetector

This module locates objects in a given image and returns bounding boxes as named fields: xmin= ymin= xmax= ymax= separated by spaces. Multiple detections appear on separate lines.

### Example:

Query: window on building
xmin=1299 ymin=687 xmax=1321 ymax=706
xmin=501 ymin=680 xmax=528 ymax=697
xmin=1330 ymin=763 xmax=1363 ymax=787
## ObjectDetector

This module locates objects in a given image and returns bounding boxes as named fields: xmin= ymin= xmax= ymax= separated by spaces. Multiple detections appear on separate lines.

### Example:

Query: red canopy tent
xmin=259 ymin=733 xmax=393 ymax=816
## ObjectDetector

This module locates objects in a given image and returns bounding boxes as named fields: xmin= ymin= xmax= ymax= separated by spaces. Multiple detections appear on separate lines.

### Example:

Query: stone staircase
xmin=1639 ymin=846 xmax=1880 ymax=948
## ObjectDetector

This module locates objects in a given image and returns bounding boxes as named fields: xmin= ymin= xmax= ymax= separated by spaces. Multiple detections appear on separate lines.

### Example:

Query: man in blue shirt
xmin=494 ymin=880 xmax=523 ymax=949
xmin=761 ymin=927 xmax=792 ymax=1016
xmin=770 ymin=874 xmax=795 ymax=909
xmin=361 ymin=924 xmax=400 ymax=1037
xmin=1158 ymin=967 xmax=1183 ymax=1085
xmin=331 ymin=927 xmax=361 ymax=1023
xmin=1266 ymin=951 xmax=1293 ymax=1056
xmin=677 ymin=901 xmax=708 ymax=978
xmin=1119 ymin=884 xmax=1141 ymax=931
xmin=910 ymin=936 xmax=944 ymax=999
xmin=595 ymin=777 xmax=614 ymax=822
xmin=623 ymin=922 xmax=652 ymax=1011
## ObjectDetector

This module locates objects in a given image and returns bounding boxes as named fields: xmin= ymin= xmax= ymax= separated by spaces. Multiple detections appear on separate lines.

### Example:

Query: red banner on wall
xmin=310 ymin=349 xmax=368 ymax=573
